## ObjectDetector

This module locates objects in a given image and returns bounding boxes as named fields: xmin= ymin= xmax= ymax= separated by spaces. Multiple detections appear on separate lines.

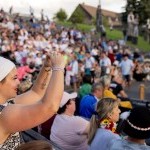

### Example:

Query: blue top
xmin=79 ymin=94 xmax=97 ymax=119
xmin=109 ymin=139 xmax=150 ymax=150
xmin=88 ymin=128 xmax=120 ymax=150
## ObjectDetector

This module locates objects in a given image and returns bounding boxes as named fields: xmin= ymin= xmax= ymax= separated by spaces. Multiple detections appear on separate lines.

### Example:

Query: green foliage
xmin=106 ymin=28 xmax=150 ymax=52
xmin=103 ymin=17 xmax=109 ymax=27
xmin=123 ymin=0 xmax=150 ymax=24
xmin=55 ymin=8 xmax=67 ymax=22
xmin=106 ymin=28 xmax=123 ymax=40
xmin=57 ymin=21 xmax=150 ymax=52
xmin=91 ymin=18 xmax=96 ymax=26
xmin=76 ymin=24 xmax=94 ymax=32
xmin=57 ymin=21 xmax=94 ymax=32
xmin=127 ymin=36 xmax=150 ymax=52
xmin=70 ymin=6 xmax=84 ymax=24
xmin=57 ymin=21 xmax=73 ymax=28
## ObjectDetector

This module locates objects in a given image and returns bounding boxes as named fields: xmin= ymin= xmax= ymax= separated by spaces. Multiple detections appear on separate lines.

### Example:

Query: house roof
xmin=80 ymin=3 xmax=121 ymax=18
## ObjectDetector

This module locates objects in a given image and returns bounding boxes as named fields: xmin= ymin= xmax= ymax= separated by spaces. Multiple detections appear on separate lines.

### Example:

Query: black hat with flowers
xmin=123 ymin=106 xmax=150 ymax=139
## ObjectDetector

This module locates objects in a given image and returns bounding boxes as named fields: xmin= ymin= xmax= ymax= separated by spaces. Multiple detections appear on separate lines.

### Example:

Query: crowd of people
xmin=0 ymin=8 xmax=150 ymax=150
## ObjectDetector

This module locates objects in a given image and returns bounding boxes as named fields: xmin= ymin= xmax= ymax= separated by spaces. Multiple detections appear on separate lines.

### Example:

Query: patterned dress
xmin=0 ymin=101 xmax=22 ymax=150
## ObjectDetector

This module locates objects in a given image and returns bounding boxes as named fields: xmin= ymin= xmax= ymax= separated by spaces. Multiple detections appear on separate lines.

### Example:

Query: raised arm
xmin=15 ymin=55 xmax=52 ymax=105
xmin=0 ymin=52 xmax=65 ymax=134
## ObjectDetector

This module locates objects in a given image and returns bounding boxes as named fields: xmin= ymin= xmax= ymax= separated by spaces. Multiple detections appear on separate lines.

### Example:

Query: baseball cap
xmin=60 ymin=92 xmax=77 ymax=108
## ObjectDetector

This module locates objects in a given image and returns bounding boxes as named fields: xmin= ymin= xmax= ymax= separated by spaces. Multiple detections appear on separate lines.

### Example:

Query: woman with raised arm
xmin=0 ymin=51 xmax=65 ymax=149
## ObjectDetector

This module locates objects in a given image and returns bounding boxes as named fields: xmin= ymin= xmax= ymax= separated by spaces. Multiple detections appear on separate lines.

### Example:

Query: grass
xmin=57 ymin=21 xmax=150 ymax=52
xmin=57 ymin=21 xmax=94 ymax=32
xmin=127 ymin=36 xmax=150 ymax=52
xmin=106 ymin=28 xmax=150 ymax=52
xmin=106 ymin=28 xmax=123 ymax=40
xmin=57 ymin=21 xmax=73 ymax=27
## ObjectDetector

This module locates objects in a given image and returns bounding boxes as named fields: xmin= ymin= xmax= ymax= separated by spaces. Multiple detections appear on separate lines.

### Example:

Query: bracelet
xmin=52 ymin=67 xmax=64 ymax=72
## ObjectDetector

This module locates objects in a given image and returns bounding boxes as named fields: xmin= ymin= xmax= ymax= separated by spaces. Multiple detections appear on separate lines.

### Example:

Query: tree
xmin=54 ymin=8 xmax=67 ymax=22
xmin=70 ymin=7 xmax=84 ymax=24
xmin=122 ymin=0 xmax=150 ymax=25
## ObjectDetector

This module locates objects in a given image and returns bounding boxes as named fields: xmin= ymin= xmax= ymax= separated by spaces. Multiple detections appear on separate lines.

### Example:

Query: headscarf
xmin=0 ymin=57 xmax=15 ymax=81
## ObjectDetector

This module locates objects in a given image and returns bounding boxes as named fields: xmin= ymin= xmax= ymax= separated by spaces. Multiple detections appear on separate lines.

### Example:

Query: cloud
xmin=0 ymin=0 xmax=126 ymax=19
xmin=102 ymin=0 xmax=126 ymax=12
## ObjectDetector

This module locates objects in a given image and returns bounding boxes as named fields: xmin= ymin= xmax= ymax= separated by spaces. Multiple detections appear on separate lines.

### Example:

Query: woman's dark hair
xmin=83 ymin=75 xmax=92 ymax=84
xmin=57 ymin=100 xmax=71 ymax=114
xmin=15 ymin=140 xmax=52 ymax=150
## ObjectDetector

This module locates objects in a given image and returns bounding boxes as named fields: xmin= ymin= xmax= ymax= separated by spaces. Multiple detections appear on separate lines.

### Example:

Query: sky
xmin=0 ymin=0 xmax=127 ymax=19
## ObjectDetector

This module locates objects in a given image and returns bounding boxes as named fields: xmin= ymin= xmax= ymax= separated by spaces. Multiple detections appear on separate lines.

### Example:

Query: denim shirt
xmin=88 ymin=128 xmax=121 ymax=150
xmin=109 ymin=139 xmax=150 ymax=150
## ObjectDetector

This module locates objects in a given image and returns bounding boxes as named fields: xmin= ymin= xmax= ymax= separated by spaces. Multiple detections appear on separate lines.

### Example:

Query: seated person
xmin=88 ymin=98 xmax=121 ymax=150
xmin=100 ymin=75 xmax=117 ymax=99
xmin=50 ymin=92 xmax=89 ymax=150
xmin=17 ymin=64 xmax=35 ymax=81
xmin=110 ymin=106 xmax=150 ymax=150
xmin=133 ymin=63 xmax=147 ymax=81
xmin=79 ymin=82 xmax=104 ymax=119
xmin=110 ymin=74 xmax=128 ymax=98
xmin=78 ymin=74 xmax=92 ymax=99
xmin=101 ymin=75 xmax=132 ymax=110
xmin=76 ymin=75 xmax=92 ymax=115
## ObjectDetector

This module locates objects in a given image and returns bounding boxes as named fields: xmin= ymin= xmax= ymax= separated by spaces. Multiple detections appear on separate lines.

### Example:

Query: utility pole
xmin=96 ymin=0 xmax=102 ymax=36
xmin=99 ymin=0 xmax=101 ymax=5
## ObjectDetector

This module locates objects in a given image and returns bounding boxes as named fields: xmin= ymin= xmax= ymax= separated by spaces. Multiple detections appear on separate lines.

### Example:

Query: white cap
xmin=113 ymin=60 xmax=119 ymax=66
xmin=0 ymin=57 xmax=15 ymax=81
xmin=60 ymin=92 xmax=77 ymax=108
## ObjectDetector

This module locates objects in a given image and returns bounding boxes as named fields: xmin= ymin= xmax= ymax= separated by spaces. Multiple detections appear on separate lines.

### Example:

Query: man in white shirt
xmin=119 ymin=54 xmax=134 ymax=86
xmin=85 ymin=52 xmax=95 ymax=73
xmin=99 ymin=51 xmax=111 ymax=76
xmin=69 ymin=54 xmax=79 ymax=92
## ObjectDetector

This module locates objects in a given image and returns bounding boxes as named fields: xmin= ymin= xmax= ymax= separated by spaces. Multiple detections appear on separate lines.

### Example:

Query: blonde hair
xmin=91 ymin=82 xmax=104 ymax=93
xmin=88 ymin=98 xmax=119 ymax=144
xmin=100 ymin=75 xmax=111 ymax=87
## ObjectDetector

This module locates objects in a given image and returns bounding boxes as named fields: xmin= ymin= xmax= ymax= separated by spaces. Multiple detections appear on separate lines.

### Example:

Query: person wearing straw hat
xmin=110 ymin=106 xmax=150 ymax=150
